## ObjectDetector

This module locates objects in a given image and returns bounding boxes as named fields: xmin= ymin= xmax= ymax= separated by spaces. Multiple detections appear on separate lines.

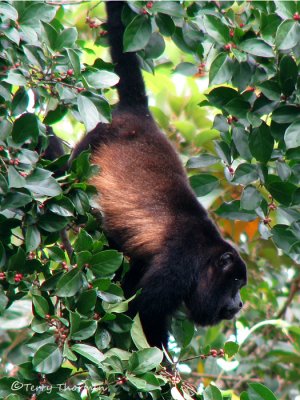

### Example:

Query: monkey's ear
xmin=217 ymin=252 xmax=234 ymax=271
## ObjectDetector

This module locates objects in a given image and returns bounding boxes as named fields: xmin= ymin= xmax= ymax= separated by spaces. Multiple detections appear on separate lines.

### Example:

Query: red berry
xmin=228 ymin=166 xmax=234 ymax=175
xmin=0 ymin=272 xmax=6 ymax=280
xmin=38 ymin=204 xmax=44 ymax=209
xmin=219 ymin=349 xmax=225 ymax=357
xmin=293 ymin=12 xmax=300 ymax=21
xmin=146 ymin=1 xmax=153 ymax=8
xmin=20 ymin=171 xmax=27 ymax=177
xmin=224 ymin=43 xmax=231 ymax=51
xmin=88 ymin=283 xmax=93 ymax=289
xmin=14 ymin=159 xmax=20 ymax=166
xmin=14 ymin=273 xmax=23 ymax=282
xmin=142 ymin=9 xmax=148 ymax=14
xmin=14 ymin=62 xmax=20 ymax=68
xmin=9 ymin=159 xmax=14 ymax=165
xmin=210 ymin=349 xmax=218 ymax=357
xmin=0 ymin=146 xmax=4 ymax=151
xmin=229 ymin=29 xmax=234 ymax=37
xmin=239 ymin=23 xmax=244 ymax=28
xmin=77 ymin=87 xmax=84 ymax=93
xmin=245 ymin=86 xmax=255 ymax=92
xmin=67 ymin=69 xmax=73 ymax=76
xmin=263 ymin=217 xmax=272 ymax=225
xmin=45 ymin=314 xmax=51 ymax=319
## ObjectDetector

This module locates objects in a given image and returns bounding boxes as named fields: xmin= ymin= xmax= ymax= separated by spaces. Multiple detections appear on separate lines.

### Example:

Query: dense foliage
xmin=0 ymin=1 xmax=299 ymax=399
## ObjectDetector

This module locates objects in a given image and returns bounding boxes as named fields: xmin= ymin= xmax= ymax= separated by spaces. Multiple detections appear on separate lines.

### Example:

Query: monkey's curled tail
xmin=106 ymin=1 xmax=148 ymax=110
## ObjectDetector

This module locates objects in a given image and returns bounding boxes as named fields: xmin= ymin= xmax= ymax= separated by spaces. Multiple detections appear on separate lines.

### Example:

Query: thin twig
xmin=60 ymin=229 xmax=73 ymax=260
xmin=184 ymin=372 xmax=263 ymax=383
xmin=276 ymin=276 xmax=300 ymax=319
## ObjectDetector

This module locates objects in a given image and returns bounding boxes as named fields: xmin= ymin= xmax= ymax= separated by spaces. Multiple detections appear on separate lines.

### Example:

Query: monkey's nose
xmin=239 ymin=301 xmax=243 ymax=309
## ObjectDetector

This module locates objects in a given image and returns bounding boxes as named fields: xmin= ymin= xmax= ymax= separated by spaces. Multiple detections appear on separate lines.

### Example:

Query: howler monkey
xmin=71 ymin=1 xmax=247 ymax=348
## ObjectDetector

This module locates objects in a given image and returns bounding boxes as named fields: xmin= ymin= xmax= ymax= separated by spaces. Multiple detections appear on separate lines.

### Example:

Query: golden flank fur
xmin=90 ymin=113 xmax=192 ymax=256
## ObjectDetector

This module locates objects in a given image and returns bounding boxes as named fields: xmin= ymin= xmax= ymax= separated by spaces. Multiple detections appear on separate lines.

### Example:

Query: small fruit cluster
xmin=14 ymin=273 xmax=23 ymax=283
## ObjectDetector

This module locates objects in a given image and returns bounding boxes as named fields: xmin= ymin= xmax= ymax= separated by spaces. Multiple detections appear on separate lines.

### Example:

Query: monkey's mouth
xmin=219 ymin=307 xmax=240 ymax=320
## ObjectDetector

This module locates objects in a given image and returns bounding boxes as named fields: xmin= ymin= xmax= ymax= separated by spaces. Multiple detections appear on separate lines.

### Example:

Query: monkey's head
xmin=185 ymin=242 xmax=247 ymax=327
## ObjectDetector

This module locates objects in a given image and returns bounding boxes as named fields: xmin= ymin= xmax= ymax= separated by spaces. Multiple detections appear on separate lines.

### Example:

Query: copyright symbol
xmin=11 ymin=381 xmax=23 ymax=391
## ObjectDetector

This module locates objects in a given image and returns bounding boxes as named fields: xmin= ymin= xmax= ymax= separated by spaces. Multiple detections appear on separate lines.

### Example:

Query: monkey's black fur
xmin=65 ymin=1 xmax=247 ymax=349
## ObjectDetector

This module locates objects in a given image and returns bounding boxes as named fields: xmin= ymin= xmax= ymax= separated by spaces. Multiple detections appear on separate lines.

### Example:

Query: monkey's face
xmin=185 ymin=247 xmax=247 ymax=327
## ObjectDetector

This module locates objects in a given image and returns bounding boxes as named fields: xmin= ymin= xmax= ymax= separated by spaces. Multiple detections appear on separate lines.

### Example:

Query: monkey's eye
xmin=218 ymin=252 xmax=233 ymax=270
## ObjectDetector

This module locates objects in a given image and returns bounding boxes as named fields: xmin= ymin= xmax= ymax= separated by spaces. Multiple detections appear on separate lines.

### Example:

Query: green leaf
xmin=204 ymin=15 xmax=230 ymax=44
xmin=84 ymin=70 xmax=119 ymax=89
xmin=131 ymin=315 xmax=150 ymax=350
xmin=272 ymin=224 xmax=298 ymax=253
xmin=44 ymin=105 xmax=68 ymax=125
xmin=144 ymin=33 xmax=165 ymax=59
xmin=276 ymin=160 xmax=291 ymax=181
xmin=284 ymin=120 xmax=300 ymax=149
xmin=257 ymin=81 xmax=281 ymax=101
xmin=48 ymin=197 xmax=74 ymax=217
xmin=214 ymin=140 xmax=232 ymax=164
xmin=32 ymin=344 xmax=62 ymax=373
xmin=0 ymin=242 xmax=6 ymax=268
xmin=224 ymin=341 xmax=239 ymax=357
xmin=275 ymin=20 xmax=300 ymax=50
xmin=55 ymin=27 xmax=78 ymax=51
xmin=56 ymin=268 xmax=83 ymax=297
xmin=249 ymin=123 xmax=274 ymax=163
xmin=174 ymin=62 xmax=198 ymax=76
xmin=272 ymin=106 xmax=300 ymax=123
xmin=19 ymin=3 xmax=56 ymax=27
xmin=0 ymin=3 xmax=18 ymax=20
xmin=4 ymin=71 xmax=27 ymax=86
xmin=12 ymin=113 xmax=39 ymax=144
xmin=66 ymin=48 xmax=81 ymax=78
xmin=95 ymin=328 xmax=111 ymax=350
xmin=233 ymin=163 xmax=259 ymax=186
xmin=25 ymin=168 xmax=61 ymax=197
xmin=42 ymin=22 xmax=58 ymax=49
xmin=203 ymin=386 xmax=222 ymax=400
xmin=32 ymin=295 xmax=49 ymax=318
xmin=0 ymin=292 xmax=8 ymax=313
xmin=1 ymin=191 xmax=32 ymax=210
xmin=77 ymin=95 xmax=101 ymax=131
xmin=71 ymin=344 xmax=104 ymax=364
xmin=241 ymin=186 xmax=263 ymax=210
xmin=11 ymin=87 xmax=29 ymax=116
xmin=128 ymin=348 xmax=163 ymax=375
xmin=209 ymin=52 xmax=233 ymax=85
xmin=74 ymin=229 xmax=93 ymax=252
xmin=247 ymin=383 xmax=278 ymax=400
xmin=267 ymin=181 xmax=296 ymax=206
xmin=279 ymin=56 xmax=298 ymax=96
xmin=39 ymin=213 xmax=69 ymax=232
xmin=172 ymin=319 xmax=194 ymax=348
xmin=77 ymin=289 xmax=97 ymax=315
xmin=207 ymin=87 xmax=238 ymax=108
xmin=70 ymin=312 xmax=97 ymax=340
xmin=240 ymin=38 xmax=275 ymax=58
xmin=90 ymin=250 xmax=123 ymax=276
xmin=190 ymin=174 xmax=219 ymax=197
xmin=215 ymin=201 xmax=257 ymax=221
xmin=152 ymin=2 xmax=184 ymax=18
xmin=187 ymin=154 xmax=219 ymax=169
xmin=123 ymin=15 xmax=152 ymax=52
xmin=155 ymin=13 xmax=175 ymax=36
xmin=25 ymin=225 xmax=41 ymax=252
xmin=232 ymin=126 xmax=252 ymax=161
xmin=5 ymin=27 xmax=19 ymax=44
xmin=8 ymin=166 xmax=26 ymax=189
